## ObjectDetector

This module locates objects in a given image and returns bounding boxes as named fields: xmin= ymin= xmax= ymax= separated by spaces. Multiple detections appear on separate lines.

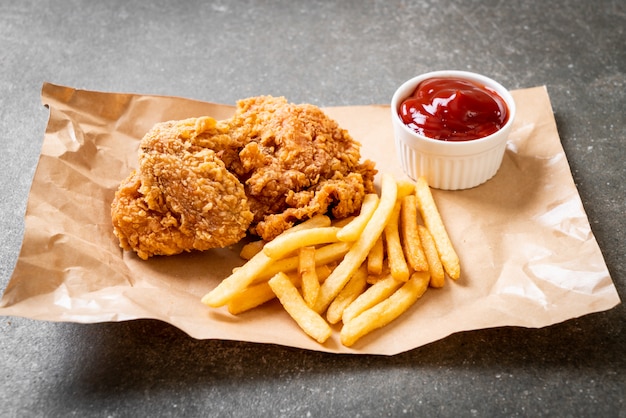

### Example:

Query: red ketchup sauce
xmin=398 ymin=77 xmax=509 ymax=141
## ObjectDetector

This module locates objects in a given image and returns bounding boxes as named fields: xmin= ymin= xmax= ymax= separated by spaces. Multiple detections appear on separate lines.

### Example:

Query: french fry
xmin=263 ymin=227 xmax=340 ymax=260
xmin=326 ymin=265 xmax=368 ymax=324
xmin=367 ymin=272 xmax=387 ymax=285
xmin=332 ymin=216 xmax=356 ymax=228
xmin=311 ymin=242 xmax=352 ymax=265
xmin=287 ymin=214 xmax=332 ymax=232
xmin=227 ymin=267 xmax=324 ymax=314
xmin=227 ymin=280 xmax=278 ymax=315
xmin=204 ymin=172 xmax=462 ymax=348
xmin=228 ymin=263 xmax=336 ymax=315
xmin=396 ymin=178 xmax=416 ymax=199
xmin=340 ymin=270 xmax=430 ymax=347
xmin=341 ymin=274 xmax=403 ymax=323
xmin=299 ymin=246 xmax=319 ymax=307
xmin=202 ymin=249 xmax=274 ymax=307
xmin=417 ymin=224 xmax=445 ymax=288
xmin=336 ymin=194 xmax=379 ymax=242
xmin=367 ymin=235 xmax=384 ymax=275
xmin=400 ymin=195 xmax=428 ymax=272
xmin=313 ymin=173 xmax=398 ymax=314
xmin=253 ymin=241 xmax=351 ymax=284
xmin=202 ymin=215 xmax=333 ymax=307
xmin=239 ymin=239 xmax=265 ymax=260
xmin=414 ymin=177 xmax=460 ymax=280
xmin=269 ymin=272 xmax=332 ymax=344
xmin=384 ymin=200 xmax=410 ymax=282
xmin=315 ymin=264 xmax=334 ymax=283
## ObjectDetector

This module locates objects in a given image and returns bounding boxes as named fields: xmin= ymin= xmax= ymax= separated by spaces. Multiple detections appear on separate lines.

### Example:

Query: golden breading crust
xmin=111 ymin=117 xmax=253 ymax=259
xmin=111 ymin=97 xmax=377 ymax=258
xmin=227 ymin=96 xmax=377 ymax=240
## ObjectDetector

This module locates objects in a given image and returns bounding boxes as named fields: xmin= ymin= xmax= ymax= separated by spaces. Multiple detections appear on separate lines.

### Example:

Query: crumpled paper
xmin=0 ymin=82 xmax=620 ymax=355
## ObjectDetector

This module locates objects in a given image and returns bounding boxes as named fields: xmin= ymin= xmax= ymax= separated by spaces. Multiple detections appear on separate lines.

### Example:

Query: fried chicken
xmin=228 ymin=96 xmax=377 ymax=240
xmin=111 ymin=96 xmax=376 ymax=258
xmin=111 ymin=117 xmax=253 ymax=259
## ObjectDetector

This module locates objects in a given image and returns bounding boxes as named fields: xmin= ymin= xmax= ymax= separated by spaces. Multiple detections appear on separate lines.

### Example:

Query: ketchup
xmin=399 ymin=77 xmax=508 ymax=141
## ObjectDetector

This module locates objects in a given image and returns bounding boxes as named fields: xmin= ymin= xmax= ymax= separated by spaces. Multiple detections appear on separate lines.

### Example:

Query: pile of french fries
xmin=201 ymin=174 xmax=460 ymax=347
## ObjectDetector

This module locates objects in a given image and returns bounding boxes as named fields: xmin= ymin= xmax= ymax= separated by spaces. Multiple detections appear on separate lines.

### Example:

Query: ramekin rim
xmin=390 ymin=70 xmax=516 ymax=147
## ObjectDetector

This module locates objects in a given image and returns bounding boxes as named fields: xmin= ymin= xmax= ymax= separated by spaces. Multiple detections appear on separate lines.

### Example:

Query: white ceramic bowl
xmin=391 ymin=70 xmax=516 ymax=190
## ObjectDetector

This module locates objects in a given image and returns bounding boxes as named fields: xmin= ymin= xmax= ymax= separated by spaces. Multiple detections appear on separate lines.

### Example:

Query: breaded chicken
xmin=227 ymin=96 xmax=377 ymax=240
xmin=111 ymin=97 xmax=376 ymax=258
xmin=111 ymin=117 xmax=253 ymax=259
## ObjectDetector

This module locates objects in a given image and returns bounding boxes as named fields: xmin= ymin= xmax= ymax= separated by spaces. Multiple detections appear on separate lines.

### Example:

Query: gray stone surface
xmin=1 ymin=0 xmax=624 ymax=416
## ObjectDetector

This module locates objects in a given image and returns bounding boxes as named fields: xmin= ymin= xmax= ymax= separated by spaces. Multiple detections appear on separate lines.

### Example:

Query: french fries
xmin=400 ymin=195 xmax=428 ymax=272
xmin=252 ymin=241 xmax=350 ymax=284
xmin=396 ymin=179 xmax=416 ymax=199
xmin=201 ymin=249 xmax=274 ymax=307
xmin=367 ymin=235 xmax=384 ymax=275
xmin=384 ymin=201 xmax=410 ymax=282
xmin=336 ymin=194 xmax=379 ymax=242
xmin=417 ymin=225 xmax=445 ymax=288
xmin=263 ymin=227 xmax=340 ymax=259
xmin=268 ymin=272 xmax=332 ymax=344
xmin=414 ymin=177 xmax=460 ymax=280
xmin=228 ymin=277 xmax=287 ymax=315
xmin=202 ymin=215 xmax=334 ymax=307
xmin=326 ymin=264 xmax=368 ymax=325
xmin=227 ymin=265 xmax=333 ymax=315
xmin=201 ymin=174 xmax=461 ymax=347
xmin=341 ymin=274 xmax=403 ymax=323
xmin=239 ymin=239 xmax=265 ymax=260
xmin=313 ymin=172 xmax=398 ymax=314
xmin=299 ymin=246 xmax=320 ymax=307
xmin=340 ymin=271 xmax=430 ymax=347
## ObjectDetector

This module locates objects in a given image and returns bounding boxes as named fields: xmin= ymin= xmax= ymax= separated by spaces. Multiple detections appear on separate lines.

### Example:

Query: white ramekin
xmin=391 ymin=70 xmax=516 ymax=190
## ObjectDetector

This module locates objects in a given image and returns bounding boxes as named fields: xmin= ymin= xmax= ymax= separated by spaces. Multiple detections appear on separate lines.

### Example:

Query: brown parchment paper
xmin=0 ymin=82 xmax=620 ymax=355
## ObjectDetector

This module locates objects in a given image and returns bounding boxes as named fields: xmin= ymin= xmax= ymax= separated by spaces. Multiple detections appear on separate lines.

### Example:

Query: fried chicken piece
xmin=111 ymin=117 xmax=253 ymax=259
xmin=227 ymin=96 xmax=377 ymax=241
xmin=139 ymin=116 xmax=244 ymax=169
xmin=112 ymin=97 xmax=377 ymax=257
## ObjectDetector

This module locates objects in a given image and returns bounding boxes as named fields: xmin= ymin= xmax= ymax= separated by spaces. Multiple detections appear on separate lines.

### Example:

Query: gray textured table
xmin=1 ymin=1 xmax=624 ymax=416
